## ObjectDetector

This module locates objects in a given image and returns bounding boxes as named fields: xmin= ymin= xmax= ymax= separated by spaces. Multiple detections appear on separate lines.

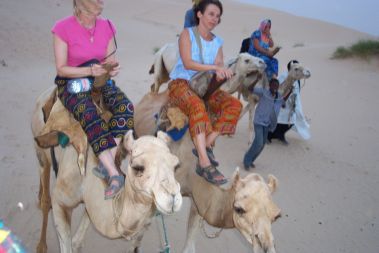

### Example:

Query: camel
xmin=148 ymin=42 xmax=266 ymax=93
xmin=31 ymin=87 xmax=183 ymax=253
xmin=134 ymin=92 xmax=281 ymax=253
xmin=149 ymin=42 xmax=178 ymax=92
xmin=222 ymin=61 xmax=312 ymax=145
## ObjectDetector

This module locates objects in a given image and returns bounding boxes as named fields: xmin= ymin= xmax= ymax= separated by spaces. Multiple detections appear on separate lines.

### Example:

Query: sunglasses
xmin=101 ymin=19 xmax=118 ymax=62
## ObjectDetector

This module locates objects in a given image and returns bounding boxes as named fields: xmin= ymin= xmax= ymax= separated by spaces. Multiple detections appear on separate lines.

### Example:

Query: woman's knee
xmin=224 ymin=97 xmax=242 ymax=115
xmin=233 ymin=99 xmax=243 ymax=112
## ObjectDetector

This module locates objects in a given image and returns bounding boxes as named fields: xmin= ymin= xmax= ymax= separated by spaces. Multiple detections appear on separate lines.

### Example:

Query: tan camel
xmin=223 ymin=62 xmax=311 ymax=145
xmin=31 ymin=87 xmax=183 ymax=253
xmin=134 ymin=92 xmax=281 ymax=253
xmin=149 ymin=42 xmax=266 ymax=93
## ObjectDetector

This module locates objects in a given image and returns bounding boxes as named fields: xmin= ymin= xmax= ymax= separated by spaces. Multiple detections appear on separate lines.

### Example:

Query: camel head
xmin=222 ymin=53 xmax=266 ymax=94
xmin=231 ymin=169 xmax=281 ymax=253
xmin=123 ymin=130 xmax=183 ymax=215
xmin=288 ymin=62 xmax=311 ymax=80
xmin=232 ymin=53 xmax=266 ymax=77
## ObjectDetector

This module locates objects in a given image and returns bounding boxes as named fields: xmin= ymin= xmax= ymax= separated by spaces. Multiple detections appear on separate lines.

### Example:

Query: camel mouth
xmin=154 ymin=200 xmax=176 ymax=215
xmin=153 ymin=192 xmax=182 ymax=215
xmin=246 ymin=70 xmax=259 ymax=77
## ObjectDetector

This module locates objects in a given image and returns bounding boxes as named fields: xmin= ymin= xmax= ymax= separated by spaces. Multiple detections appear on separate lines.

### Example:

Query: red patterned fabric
xmin=168 ymin=79 xmax=242 ymax=138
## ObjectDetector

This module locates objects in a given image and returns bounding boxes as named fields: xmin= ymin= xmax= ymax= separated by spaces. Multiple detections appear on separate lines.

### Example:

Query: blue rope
xmin=156 ymin=212 xmax=170 ymax=253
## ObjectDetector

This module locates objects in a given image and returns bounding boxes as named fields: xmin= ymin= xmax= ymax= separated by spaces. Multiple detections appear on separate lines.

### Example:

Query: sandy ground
xmin=1 ymin=0 xmax=379 ymax=252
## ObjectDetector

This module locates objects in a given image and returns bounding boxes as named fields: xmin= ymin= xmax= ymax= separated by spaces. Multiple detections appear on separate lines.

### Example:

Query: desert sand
xmin=1 ymin=0 xmax=378 ymax=252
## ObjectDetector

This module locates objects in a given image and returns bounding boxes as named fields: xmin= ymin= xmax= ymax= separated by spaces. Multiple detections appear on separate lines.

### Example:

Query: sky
xmin=236 ymin=0 xmax=379 ymax=37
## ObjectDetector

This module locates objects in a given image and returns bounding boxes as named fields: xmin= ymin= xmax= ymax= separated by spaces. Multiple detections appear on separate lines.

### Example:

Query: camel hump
xmin=41 ymin=87 xmax=58 ymax=123
xmin=134 ymin=89 xmax=190 ymax=140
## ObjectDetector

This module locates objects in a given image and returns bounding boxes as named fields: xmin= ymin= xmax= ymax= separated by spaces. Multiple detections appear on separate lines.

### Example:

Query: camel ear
xmin=157 ymin=131 xmax=172 ymax=144
xmin=267 ymin=174 xmax=278 ymax=193
xmin=230 ymin=167 xmax=243 ymax=190
xmin=123 ymin=130 xmax=135 ymax=152
xmin=268 ymin=202 xmax=281 ymax=222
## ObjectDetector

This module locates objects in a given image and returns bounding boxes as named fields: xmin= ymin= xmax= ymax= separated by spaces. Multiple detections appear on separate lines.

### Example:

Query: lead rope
xmin=191 ymin=194 xmax=224 ymax=239
xmin=156 ymin=212 xmax=171 ymax=253
xmin=199 ymin=218 xmax=223 ymax=239
xmin=111 ymin=186 xmax=138 ymax=241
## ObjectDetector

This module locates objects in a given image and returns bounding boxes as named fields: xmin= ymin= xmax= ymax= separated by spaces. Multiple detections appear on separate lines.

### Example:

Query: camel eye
xmin=174 ymin=162 xmax=181 ymax=172
xmin=132 ymin=165 xmax=145 ymax=177
xmin=234 ymin=206 xmax=246 ymax=215
xmin=273 ymin=213 xmax=281 ymax=222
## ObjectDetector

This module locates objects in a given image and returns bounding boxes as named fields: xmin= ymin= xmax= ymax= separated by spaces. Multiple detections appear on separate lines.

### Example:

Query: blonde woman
xmin=51 ymin=0 xmax=134 ymax=199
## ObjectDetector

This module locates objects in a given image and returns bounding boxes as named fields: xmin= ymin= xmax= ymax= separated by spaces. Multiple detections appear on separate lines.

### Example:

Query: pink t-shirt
xmin=52 ymin=15 xmax=116 ymax=67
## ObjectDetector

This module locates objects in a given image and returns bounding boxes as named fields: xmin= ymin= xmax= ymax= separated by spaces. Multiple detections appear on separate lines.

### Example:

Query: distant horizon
xmin=235 ymin=0 xmax=379 ymax=37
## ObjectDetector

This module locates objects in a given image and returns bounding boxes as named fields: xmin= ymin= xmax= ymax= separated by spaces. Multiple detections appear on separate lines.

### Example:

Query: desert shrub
xmin=332 ymin=40 xmax=379 ymax=59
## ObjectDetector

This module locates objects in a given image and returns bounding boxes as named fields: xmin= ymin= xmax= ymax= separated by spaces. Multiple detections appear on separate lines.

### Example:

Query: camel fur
xmin=166 ymin=107 xmax=188 ymax=131
xmin=134 ymin=92 xmax=281 ymax=253
xmin=31 ymin=87 xmax=183 ymax=253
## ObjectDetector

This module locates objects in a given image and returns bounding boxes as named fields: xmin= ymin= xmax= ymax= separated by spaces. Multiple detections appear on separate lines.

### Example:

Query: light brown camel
xmin=31 ymin=87 xmax=183 ymax=253
xmin=148 ymin=42 xmax=266 ymax=93
xmin=223 ymin=62 xmax=311 ymax=145
xmin=134 ymin=91 xmax=281 ymax=253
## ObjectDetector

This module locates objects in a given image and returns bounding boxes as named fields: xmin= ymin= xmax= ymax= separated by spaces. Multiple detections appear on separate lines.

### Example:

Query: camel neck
xmin=192 ymin=184 xmax=235 ymax=228
xmin=113 ymin=181 xmax=154 ymax=239
xmin=280 ymin=75 xmax=296 ymax=94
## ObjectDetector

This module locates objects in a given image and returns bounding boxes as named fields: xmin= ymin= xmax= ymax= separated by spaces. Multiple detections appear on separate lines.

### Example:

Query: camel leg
xmin=182 ymin=199 xmax=202 ymax=253
xmin=36 ymin=148 xmax=52 ymax=253
xmin=72 ymin=209 xmax=91 ymax=253
xmin=239 ymin=104 xmax=249 ymax=120
xmin=52 ymin=199 xmax=73 ymax=253
xmin=127 ymin=232 xmax=145 ymax=253
xmin=127 ymin=220 xmax=152 ymax=253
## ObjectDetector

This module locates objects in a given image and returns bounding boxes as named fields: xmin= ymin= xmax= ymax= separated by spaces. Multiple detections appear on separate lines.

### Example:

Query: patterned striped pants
xmin=58 ymin=80 xmax=134 ymax=156
xmin=168 ymin=79 xmax=242 ymax=138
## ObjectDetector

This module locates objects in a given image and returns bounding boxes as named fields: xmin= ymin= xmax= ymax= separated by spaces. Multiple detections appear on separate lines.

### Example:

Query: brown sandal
xmin=196 ymin=164 xmax=227 ymax=185
xmin=104 ymin=175 xmax=125 ymax=200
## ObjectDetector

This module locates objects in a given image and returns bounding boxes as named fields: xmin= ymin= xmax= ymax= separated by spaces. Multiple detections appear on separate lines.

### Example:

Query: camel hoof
xmin=36 ymin=243 xmax=47 ymax=253
xmin=127 ymin=247 xmax=140 ymax=253
xmin=72 ymin=244 xmax=83 ymax=253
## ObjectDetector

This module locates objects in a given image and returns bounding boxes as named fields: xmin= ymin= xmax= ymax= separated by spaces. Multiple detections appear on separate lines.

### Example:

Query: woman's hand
xmin=108 ymin=61 xmax=120 ymax=77
xmin=90 ymin=64 xmax=107 ymax=77
xmin=109 ymin=66 xmax=120 ymax=77
xmin=268 ymin=36 xmax=274 ymax=48
xmin=215 ymin=67 xmax=233 ymax=82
